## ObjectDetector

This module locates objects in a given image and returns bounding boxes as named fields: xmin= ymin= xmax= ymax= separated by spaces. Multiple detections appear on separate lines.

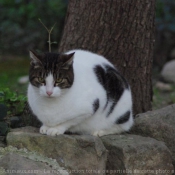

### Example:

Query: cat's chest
xmin=31 ymin=92 xmax=93 ymax=125
xmin=34 ymin=97 xmax=68 ymax=116
xmin=38 ymin=95 xmax=90 ymax=112
xmin=32 ymin=98 xmax=70 ymax=125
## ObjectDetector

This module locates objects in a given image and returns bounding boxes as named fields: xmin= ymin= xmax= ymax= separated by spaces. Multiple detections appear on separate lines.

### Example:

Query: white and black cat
xmin=27 ymin=49 xmax=133 ymax=136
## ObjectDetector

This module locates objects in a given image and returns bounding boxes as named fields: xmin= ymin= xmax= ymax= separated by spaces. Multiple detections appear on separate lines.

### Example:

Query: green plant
xmin=0 ymin=88 xmax=27 ymax=135
xmin=0 ymin=88 xmax=27 ymax=116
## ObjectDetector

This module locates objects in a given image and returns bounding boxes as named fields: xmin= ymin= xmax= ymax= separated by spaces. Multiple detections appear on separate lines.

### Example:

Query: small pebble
xmin=18 ymin=75 xmax=29 ymax=84
xmin=155 ymin=81 xmax=173 ymax=92
xmin=10 ymin=116 xmax=22 ymax=128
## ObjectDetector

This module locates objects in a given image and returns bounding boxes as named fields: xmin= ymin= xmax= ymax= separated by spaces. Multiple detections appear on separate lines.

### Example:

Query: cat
xmin=27 ymin=49 xmax=133 ymax=137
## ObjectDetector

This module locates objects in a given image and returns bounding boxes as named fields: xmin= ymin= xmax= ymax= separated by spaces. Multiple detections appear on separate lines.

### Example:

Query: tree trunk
xmin=59 ymin=0 xmax=155 ymax=115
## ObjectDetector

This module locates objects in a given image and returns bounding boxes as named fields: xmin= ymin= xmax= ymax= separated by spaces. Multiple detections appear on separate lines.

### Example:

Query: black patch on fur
xmin=116 ymin=111 xmax=130 ymax=124
xmin=105 ymin=65 xmax=129 ymax=90
xmin=93 ymin=65 xmax=106 ymax=88
xmin=93 ymin=99 xmax=99 ymax=113
xmin=94 ymin=64 xmax=129 ymax=117
xmin=107 ymin=102 xmax=116 ymax=117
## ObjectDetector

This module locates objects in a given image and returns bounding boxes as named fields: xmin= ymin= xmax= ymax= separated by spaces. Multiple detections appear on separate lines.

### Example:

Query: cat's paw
xmin=46 ymin=127 xmax=65 ymax=136
xmin=40 ymin=125 xmax=49 ymax=135
xmin=93 ymin=130 xmax=106 ymax=137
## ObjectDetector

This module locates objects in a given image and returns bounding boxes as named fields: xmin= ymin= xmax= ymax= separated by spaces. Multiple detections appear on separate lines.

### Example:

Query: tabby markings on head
xmin=29 ymin=51 xmax=75 ymax=97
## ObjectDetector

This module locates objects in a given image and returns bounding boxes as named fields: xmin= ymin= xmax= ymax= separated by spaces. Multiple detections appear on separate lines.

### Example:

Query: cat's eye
xmin=38 ymin=77 xmax=45 ymax=83
xmin=55 ymin=78 xmax=63 ymax=84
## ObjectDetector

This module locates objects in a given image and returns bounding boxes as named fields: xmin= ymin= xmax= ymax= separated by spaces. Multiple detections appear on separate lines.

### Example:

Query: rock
xmin=6 ymin=126 xmax=107 ymax=175
xmin=10 ymin=116 xmax=22 ymax=128
xmin=18 ymin=75 xmax=29 ymax=84
xmin=170 ymin=48 xmax=175 ymax=59
xmin=6 ymin=126 xmax=174 ymax=174
xmin=131 ymin=104 xmax=175 ymax=167
xmin=101 ymin=134 xmax=174 ymax=175
xmin=0 ymin=122 xmax=8 ymax=136
xmin=0 ymin=136 xmax=5 ymax=147
xmin=0 ymin=146 xmax=68 ymax=175
xmin=161 ymin=60 xmax=175 ymax=83
xmin=155 ymin=81 xmax=173 ymax=92
xmin=0 ymin=104 xmax=7 ymax=120
xmin=0 ymin=153 xmax=58 ymax=175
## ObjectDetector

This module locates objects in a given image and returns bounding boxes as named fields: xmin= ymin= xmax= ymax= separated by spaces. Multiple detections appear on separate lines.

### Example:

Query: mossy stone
xmin=0 ymin=104 xmax=7 ymax=120
xmin=0 ymin=122 xmax=8 ymax=136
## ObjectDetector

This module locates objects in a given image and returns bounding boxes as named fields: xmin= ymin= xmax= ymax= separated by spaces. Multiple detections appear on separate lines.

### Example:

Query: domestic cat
xmin=27 ymin=49 xmax=133 ymax=137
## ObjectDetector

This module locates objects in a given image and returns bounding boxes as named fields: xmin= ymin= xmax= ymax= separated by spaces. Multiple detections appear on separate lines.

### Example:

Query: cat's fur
xmin=27 ymin=49 xmax=133 ymax=137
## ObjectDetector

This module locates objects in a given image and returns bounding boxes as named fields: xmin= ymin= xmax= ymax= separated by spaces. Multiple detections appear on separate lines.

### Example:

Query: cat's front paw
xmin=93 ymin=130 xmax=106 ymax=137
xmin=40 ymin=125 xmax=49 ymax=135
xmin=46 ymin=127 xmax=65 ymax=136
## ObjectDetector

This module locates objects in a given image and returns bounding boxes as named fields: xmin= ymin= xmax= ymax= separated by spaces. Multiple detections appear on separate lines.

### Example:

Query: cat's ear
xmin=61 ymin=52 xmax=75 ymax=70
xmin=29 ymin=50 xmax=42 ymax=68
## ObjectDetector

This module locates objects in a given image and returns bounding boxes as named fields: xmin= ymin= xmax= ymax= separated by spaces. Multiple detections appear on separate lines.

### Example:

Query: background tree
xmin=59 ymin=0 xmax=156 ymax=115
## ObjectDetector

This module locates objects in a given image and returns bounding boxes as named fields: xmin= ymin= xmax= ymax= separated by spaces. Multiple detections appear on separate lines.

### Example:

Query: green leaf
xmin=0 ymin=97 xmax=5 ymax=103
xmin=0 ymin=87 xmax=27 ymax=116
xmin=0 ymin=91 xmax=5 ymax=96
xmin=10 ymin=97 xmax=18 ymax=102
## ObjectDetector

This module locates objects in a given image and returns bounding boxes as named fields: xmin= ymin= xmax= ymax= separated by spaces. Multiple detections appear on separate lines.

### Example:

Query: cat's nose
xmin=46 ymin=91 xmax=53 ymax=96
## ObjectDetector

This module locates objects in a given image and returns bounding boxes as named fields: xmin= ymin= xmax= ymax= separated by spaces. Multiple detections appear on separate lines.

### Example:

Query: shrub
xmin=0 ymin=88 xmax=27 ymax=116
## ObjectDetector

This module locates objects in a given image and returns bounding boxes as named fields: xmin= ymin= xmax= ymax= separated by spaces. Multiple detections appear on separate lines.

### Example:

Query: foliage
xmin=156 ymin=0 xmax=175 ymax=32
xmin=0 ymin=0 xmax=67 ymax=54
xmin=0 ymin=87 xmax=27 ymax=135
xmin=0 ymin=88 xmax=27 ymax=116
xmin=152 ymin=84 xmax=175 ymax=110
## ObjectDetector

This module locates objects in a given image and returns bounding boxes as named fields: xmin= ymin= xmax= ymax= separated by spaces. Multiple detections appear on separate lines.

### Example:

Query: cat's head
xmin=29 ymin=51 xmax=75 ymax=98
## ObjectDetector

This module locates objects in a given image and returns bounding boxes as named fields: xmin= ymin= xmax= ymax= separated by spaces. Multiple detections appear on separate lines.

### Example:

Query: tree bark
xmin=59 ymin=0 xmax=155 ymax=115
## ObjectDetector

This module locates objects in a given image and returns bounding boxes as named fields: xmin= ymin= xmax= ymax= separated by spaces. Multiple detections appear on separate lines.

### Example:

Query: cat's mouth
xmin=46 ymin=95 xmax=54 ymax=98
